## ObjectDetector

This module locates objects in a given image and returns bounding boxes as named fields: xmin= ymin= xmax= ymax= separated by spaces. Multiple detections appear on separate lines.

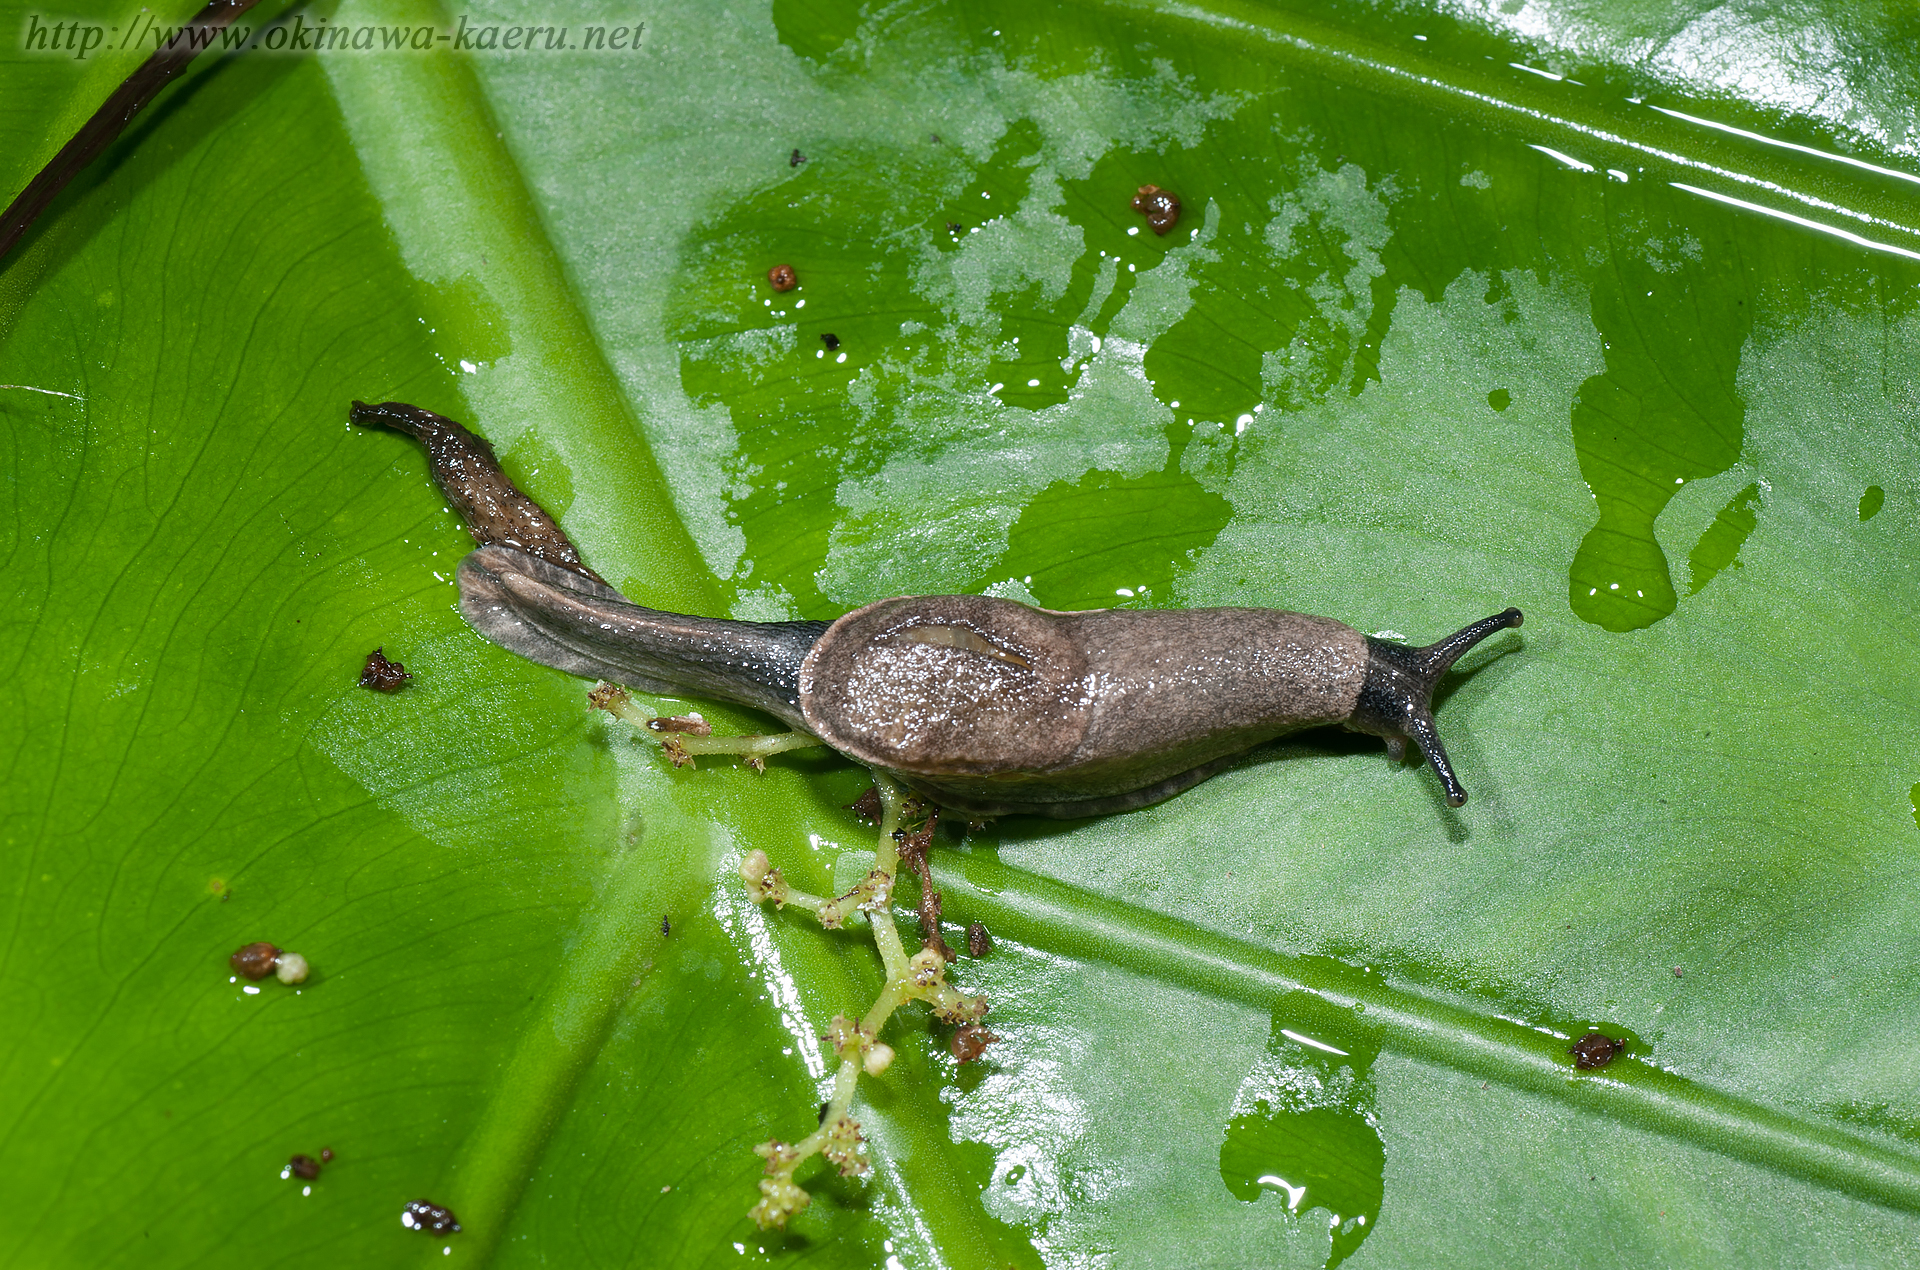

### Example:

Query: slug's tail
xmin=349 ymin=400 xmax=606 ymax=585
xmin=458 ymin=545 xmax=829 ymax=730
xmin=1348 ymin=608 xmax=1523 ymax=807
xmin=351 ymin=399 xmax=830 ymax=728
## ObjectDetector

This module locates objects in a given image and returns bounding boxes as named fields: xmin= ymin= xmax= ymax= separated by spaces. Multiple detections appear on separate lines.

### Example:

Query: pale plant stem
xmin=589 ymin=679 xmax=823 ymax=764
xmin=860 ymin=981 xmax=910 ymax=1037
xmin=673 ymin=730 xmax=823 ymax=759
xmin=778 ymin=888 xmax=829 ymax=916
xmin=789 ymin=1057 xmax=863 ymax=1159
xmin=735 ymin=770 xmax=991 ymax=1227
xmin=867 ymin=775 xmax=913 ymax=979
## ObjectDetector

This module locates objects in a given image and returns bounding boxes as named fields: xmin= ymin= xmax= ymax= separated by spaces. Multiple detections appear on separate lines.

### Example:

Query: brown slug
xmin=353 ymin=402 xmax=1521 ymax=813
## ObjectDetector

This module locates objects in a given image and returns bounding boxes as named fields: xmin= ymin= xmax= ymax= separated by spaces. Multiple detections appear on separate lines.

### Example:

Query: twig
xmin=0 ymin=0 xmax=264 ymax=261
xmin=892 ymin=807 xmax=955 ymax=962
xmin=738 ymin=775 xmax=990 ymax=1228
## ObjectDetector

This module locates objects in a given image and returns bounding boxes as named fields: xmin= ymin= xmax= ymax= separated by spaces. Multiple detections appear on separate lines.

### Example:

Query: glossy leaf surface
xmin=4 ymin=0 xmax=1919 ymax=1266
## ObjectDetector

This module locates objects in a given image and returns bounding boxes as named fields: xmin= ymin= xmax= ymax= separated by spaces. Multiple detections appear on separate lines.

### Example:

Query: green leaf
xmin=5 ymin=0 xmax=1920 ymax=1266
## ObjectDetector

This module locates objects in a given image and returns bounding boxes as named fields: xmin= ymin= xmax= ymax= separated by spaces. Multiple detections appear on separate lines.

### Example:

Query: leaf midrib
xmin=936 ymin=852 xmax=1920 ymax=1214
xmin=312 ymin=0 xmax=1920 ymax=1259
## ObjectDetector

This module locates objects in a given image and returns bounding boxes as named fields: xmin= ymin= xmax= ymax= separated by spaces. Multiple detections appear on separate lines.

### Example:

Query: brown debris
xmin=789 ymin=148 xmax=806 ymax=167
xmin=646 ymin=714 xmax=713 ymax=736
xmin=768 ymin=263 xmax=798 ymax=292
xmin=288 ymin=1154 xmax=321 ymax=1180
xmin=1569 ymin=1032 xmax=1623 ymax=1070
xmin=893 ymin=809 xmax=955 ymax=962
xmin=950 ymin=1024 xmax=999 ymax=1064
xmin=587 ymin=682 xmax=629 ymax=712
xmin=358 ymin=647 xmax=411 ymax=692
xmin=847 ymin=786 xmax=883 ymax=823
xmin=229 ymin=942 xmax=280 ymax=980
xmin=966 ymin=921 xmax=993 ymax=959
xmin=1130 ymin=184 xmax=1181 ymax=234
xmin=820 ymin=332 xmax=840 ymax=351
xmin=320 ymin=1148 xmax=335 ymax=1164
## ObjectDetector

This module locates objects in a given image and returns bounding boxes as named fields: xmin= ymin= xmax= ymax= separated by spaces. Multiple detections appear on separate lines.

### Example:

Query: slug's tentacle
xmin=1411 ymin=608 xmax=1528 ymax=682
xmin=1347 ymin=608 xmax=1523 ymax=807
xmin=1404 ymin=712 xmax=1465 ymax=807
xmin=349 ymin=400 xmax=605 ymax=584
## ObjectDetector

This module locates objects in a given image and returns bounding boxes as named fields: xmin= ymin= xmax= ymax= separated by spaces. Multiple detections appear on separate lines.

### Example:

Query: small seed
xmin=1569 ymin=1032 xmax=1623 ymax=1070
xmin=950 ymin=1024 xmax=999 ymax=1063
xmin=401 ymin=1199 xmax=462 ymax=1236
xmin=230 ymin=942 xmax=280 ymax=980
xmin=1129 ymin=184 xmax=1181 ymax=234
xmin=768 ymin=264 xmax=798 ymax=292
xmin=586 ymin=681 xmax=629 ymax=712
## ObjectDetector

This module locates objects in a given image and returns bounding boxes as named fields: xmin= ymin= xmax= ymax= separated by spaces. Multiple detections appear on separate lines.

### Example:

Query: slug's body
xmin=804 ymin=595 xmax=1370 ymax=816
xmin=360 ymin=401 xmax=1522 ymax=815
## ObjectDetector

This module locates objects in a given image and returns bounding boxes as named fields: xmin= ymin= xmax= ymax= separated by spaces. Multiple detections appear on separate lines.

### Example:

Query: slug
xmin=352 ymin=402 xmax=1521 ymax=813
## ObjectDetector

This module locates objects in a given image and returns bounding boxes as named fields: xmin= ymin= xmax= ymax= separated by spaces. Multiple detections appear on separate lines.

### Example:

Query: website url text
xmin=21 ymin=13 xmax=647 ymax=59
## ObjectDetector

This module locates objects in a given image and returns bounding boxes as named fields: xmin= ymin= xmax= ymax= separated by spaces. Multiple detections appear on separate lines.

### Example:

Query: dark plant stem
xmin=0 ymin=0 xmax=262 ymax=261
xmin=894 ymin=807 xmax=954 ymax=962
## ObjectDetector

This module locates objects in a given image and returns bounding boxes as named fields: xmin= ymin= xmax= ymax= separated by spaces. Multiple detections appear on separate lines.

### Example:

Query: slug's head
xmin=1347 ymin=608 xmax=1523 ymax=807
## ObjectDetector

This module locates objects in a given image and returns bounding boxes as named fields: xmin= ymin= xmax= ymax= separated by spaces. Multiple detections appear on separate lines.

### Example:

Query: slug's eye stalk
xmin=1348 ymin=608 xmax=1523 ymax=807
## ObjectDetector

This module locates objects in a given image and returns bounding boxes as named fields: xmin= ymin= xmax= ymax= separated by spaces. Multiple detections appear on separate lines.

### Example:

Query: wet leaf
xmin=5 ymin=0 xmax=1920 ymax=1266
